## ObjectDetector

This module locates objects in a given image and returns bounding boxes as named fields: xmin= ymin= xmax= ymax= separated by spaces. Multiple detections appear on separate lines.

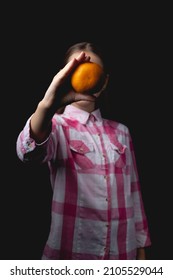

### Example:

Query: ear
xmin=102 ymin=74 xmax=109 ymax=91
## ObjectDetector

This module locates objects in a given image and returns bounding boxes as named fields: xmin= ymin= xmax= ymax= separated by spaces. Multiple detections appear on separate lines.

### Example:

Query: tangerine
xmin=71 ymin=62 xmax=104 ymax=94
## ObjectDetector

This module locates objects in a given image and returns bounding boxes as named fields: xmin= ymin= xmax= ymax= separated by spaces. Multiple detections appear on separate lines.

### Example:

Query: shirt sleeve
xmin=128 ymin=130 xmax=151 ymax=248
xmin=16 ymin=116 xmax=58 ymax=163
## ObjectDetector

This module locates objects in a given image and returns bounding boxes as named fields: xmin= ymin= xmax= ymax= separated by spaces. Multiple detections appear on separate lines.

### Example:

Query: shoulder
xmin=102 ymin=118 xmax=133 ymax=148
xmin=52 ymin=113 xmax=67 ymax=126
xmin=103 ymin=118 xmax=130 ymax=136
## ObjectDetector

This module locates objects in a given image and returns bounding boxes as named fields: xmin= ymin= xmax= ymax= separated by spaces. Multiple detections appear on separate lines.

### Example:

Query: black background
xmin=1 ymin=2 xmax=171 ymax=260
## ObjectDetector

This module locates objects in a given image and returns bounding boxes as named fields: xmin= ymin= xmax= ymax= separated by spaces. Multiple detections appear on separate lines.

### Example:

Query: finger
xmin=56 ymin=55 xmax=84 ymax=81
xmin=62 ymin=51 xmax=91 ymax=76
xmin=75 ymin=51 xmax=91 ymax=63
xmin=53 ymin=52 xmax=91 ymax=86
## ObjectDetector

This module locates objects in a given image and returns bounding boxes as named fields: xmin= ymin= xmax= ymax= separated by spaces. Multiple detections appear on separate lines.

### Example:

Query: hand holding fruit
xmin=43 ymin=52 xmax=97 ymax=112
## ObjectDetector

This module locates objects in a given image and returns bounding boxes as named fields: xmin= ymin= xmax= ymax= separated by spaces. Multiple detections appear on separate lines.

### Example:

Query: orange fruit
xmin=71 ymin=62 xmax=104 ymax=94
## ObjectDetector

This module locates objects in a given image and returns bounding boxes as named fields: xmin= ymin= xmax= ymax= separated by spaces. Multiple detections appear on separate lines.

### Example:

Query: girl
xmin=16 ymin=42 xmax=151 ymax=260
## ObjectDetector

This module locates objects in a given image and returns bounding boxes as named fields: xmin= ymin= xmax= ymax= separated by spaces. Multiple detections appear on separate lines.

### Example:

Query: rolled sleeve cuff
xmin=21 ymin=117 xmax=50 ymax=154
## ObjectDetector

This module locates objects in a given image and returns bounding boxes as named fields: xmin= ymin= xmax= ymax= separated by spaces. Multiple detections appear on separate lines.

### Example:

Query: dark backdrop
xmin=1 ymin=3 xmax=171 ymax=260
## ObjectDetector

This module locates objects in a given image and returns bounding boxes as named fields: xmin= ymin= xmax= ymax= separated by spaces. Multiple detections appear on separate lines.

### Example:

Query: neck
xmin=71 ymin=101 xmax=96 ymax=113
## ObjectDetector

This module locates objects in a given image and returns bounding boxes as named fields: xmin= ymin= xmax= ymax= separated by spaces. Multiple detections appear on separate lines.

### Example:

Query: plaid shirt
xmin=16 ymin=105 xmax=151 ymax=259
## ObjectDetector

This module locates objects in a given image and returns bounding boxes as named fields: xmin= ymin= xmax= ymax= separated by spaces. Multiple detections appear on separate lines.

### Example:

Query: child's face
xmin=67 ymin=51 xmax=108 ymax=111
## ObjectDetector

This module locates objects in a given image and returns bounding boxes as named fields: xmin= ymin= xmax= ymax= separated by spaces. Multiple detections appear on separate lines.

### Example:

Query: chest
xmin=60 ymin=124 xmax=130 ymax=170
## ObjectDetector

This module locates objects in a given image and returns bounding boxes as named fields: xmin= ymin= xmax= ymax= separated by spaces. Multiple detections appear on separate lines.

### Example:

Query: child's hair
xmin=63 ymin=41 xmax=108 ymax=72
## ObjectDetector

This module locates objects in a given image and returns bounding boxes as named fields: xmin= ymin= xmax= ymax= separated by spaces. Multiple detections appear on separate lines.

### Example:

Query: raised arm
xmin=30 ymin=52 xmax=95 ymax=143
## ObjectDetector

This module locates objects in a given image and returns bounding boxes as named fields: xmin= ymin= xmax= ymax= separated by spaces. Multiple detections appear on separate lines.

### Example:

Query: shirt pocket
xmin=69 ymin=140 xmax=95 ymax=169
xmin=109 ymin=142 xmax=127 ymax=169
xmin=110 ymin=142 xmax=131 ymax=196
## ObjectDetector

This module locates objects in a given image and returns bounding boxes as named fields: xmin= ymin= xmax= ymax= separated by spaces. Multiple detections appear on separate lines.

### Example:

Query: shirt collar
xmin=63 ymin=105 xmax=102 ymax=124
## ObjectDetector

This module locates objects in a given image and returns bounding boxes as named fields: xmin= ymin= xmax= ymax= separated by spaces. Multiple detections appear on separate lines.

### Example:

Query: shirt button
xmin=118 ymin=146 xmax=125 ymax=154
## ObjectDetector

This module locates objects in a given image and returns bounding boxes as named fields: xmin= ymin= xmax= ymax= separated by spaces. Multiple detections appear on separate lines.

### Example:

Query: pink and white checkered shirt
xmin=16 ymin=104 xmax=151 ymax=259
